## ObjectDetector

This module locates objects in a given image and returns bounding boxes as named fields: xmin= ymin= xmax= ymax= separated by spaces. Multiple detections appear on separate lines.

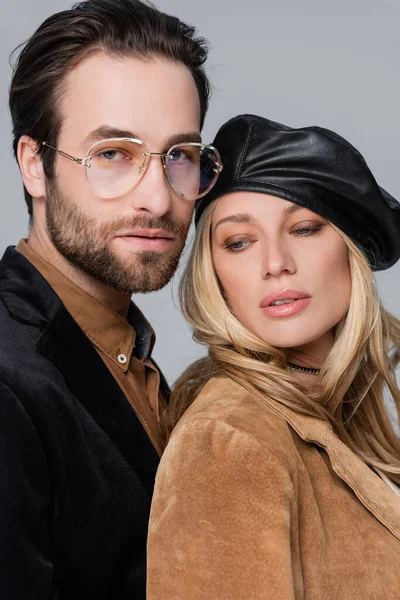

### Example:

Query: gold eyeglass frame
xmin=41 ymin=137 xmax=223 ymax=200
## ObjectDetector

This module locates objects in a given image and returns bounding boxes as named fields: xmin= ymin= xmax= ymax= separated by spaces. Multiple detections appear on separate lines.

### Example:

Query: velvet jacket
xmin=147 ymin=376 xmax=400 ymax=599
xmin=0 ymin=246 xmax=164 ymax=599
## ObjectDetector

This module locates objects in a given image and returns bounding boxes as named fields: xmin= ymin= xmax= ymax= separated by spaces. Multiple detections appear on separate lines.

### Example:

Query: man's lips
xmin=259 ymin=289 xmax=312 ymax=318
xmin=115 ymin=228 xmax=175 ymax=240
xmin=114 ymin=229 xmax=176 ymax=252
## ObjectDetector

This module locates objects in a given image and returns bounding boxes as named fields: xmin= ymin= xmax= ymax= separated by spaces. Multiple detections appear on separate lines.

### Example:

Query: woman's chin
xmin=256 ymin=327 xmax=330 ymax=352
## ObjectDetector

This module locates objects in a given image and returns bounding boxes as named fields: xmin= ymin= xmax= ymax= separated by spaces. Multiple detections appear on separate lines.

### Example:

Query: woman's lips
xmin=261 ymin=297 xmax=312 ymax=317
xmin=259 ymin=289 xmax=312 ymax=318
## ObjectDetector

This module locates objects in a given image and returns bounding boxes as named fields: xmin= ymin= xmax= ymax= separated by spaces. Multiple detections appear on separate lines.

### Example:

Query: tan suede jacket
xmin=147 ymin=377 xmax=400 ymax=599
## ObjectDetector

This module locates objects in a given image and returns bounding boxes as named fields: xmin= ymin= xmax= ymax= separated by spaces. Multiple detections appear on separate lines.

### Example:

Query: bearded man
xmin=0 ymin=0 xmax=222 ymax=597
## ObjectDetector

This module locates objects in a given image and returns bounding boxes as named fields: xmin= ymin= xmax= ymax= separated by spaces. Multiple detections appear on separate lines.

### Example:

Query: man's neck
xmin=27 ymin=229 xmax=131 ymax=318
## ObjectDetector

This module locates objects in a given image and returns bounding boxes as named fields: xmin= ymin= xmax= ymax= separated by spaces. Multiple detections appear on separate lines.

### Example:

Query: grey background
xmin=0 ymin=0 xmax=399 ymax=384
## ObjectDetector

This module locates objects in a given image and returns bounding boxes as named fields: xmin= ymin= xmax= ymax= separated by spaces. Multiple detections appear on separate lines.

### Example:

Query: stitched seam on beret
xmin=237 ymin=179 xmax=353 ymax=224
xmin=235 ymin=123 xmax=254 ymax=181
xmin=312 ymin=126 xmax=364 ymax=161
xmin=243 ymin=179 xmax=315 ymax=203
xmin=313 ymin=127 xmax=385 ymax=196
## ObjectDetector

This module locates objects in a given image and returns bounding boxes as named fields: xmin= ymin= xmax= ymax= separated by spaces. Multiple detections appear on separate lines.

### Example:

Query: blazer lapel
xmin=0 ymin=246 xmax=159 ymax=496
xmin=37 ymin=304 xmax=159 ymax=498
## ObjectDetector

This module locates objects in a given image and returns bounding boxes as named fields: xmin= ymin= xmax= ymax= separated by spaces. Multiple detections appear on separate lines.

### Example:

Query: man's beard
xmin=45 ymin=180 xmax=190 ymax=294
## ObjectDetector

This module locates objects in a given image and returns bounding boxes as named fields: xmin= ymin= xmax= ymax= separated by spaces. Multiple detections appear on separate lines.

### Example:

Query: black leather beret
xmin=195 ymin=114 xmax=400 ymax=271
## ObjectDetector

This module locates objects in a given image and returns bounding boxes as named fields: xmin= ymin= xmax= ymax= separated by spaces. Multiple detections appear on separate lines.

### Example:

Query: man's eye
xmin=96 ymin=149 xmax=130 ymax=161
xmin=169 ymin=149 xmax=191 ymax=162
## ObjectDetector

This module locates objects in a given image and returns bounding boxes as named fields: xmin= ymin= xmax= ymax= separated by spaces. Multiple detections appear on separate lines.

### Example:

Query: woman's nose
xmin=261 ymin=239 xmax=296 ymax=279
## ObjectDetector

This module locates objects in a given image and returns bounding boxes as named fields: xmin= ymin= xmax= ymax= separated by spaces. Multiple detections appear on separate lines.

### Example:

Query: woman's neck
xmin=285 ymin=330 xmax=335 ymax=379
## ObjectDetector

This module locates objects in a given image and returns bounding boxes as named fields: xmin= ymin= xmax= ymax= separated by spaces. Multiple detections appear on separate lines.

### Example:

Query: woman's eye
xmin=294 ymin=226 xmax=323 ymax=236
xmin=224 ymin=239 xmax=250 ymax=251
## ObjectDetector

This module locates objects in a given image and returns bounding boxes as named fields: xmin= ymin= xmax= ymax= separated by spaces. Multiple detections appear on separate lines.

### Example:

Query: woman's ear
xmin=17 ymin=136 xmax=46 ymax=199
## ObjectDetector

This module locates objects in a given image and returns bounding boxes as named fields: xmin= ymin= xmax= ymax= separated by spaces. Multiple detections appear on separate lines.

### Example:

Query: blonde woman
xmin=147 ymin=115 xmax=400 ymax=599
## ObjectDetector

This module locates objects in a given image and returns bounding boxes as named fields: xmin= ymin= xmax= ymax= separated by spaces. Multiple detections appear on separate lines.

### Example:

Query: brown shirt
xmin=17 ymin=239 xmax=164 ymax=456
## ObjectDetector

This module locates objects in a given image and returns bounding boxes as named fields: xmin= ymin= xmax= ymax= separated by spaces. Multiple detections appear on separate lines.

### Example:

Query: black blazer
xmin=0 ymin=247 xmax=162 ymax=599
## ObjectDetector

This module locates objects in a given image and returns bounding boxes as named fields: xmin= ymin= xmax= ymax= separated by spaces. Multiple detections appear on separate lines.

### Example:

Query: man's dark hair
xmin=9 ymin=0 xmax=210 ymax=217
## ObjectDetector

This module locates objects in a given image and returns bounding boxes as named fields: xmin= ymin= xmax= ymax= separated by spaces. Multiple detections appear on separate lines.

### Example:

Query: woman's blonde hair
xmin=169 ymin=201 xmax=400 ymax=483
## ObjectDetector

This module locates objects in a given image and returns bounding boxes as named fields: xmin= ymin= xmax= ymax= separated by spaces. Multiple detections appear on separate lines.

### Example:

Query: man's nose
xmin=130 ymin=155 xmax=173 ymax=217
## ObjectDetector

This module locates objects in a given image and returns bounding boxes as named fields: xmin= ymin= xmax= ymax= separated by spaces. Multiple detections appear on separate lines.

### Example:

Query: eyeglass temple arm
xmin=41 ymin=142 xmax=85 ymax=165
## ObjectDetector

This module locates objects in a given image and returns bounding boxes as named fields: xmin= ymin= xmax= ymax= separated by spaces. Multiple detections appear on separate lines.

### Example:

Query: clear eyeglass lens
xmin=166 ymin=144 xmax=220 ymax=200
xmin=86 ymin=139 xmax=147 ymax=198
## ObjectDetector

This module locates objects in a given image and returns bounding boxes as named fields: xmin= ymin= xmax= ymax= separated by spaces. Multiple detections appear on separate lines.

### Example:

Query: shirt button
xmin=118 ymin=353 xmax=127 ymax=365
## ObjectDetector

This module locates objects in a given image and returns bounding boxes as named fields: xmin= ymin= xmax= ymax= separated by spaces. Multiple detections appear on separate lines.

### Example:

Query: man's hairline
xmin=50 ymin=47 xmax=204 ymax=153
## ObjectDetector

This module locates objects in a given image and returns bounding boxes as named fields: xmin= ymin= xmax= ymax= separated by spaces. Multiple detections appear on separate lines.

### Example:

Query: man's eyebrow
xmin=163 ymin=132 xmax=202 ymax=150
xmin=214 ymin=213 xmax=256 ymax=232
xmin=83 ymin=126 xmax=141 ymax=148
xmin=83 ymin=126 xmax=202 ymax=150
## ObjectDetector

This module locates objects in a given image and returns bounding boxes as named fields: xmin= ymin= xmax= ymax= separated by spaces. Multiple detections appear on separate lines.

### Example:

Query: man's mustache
xmin=98 ymin=214 xmax=188 ymax=238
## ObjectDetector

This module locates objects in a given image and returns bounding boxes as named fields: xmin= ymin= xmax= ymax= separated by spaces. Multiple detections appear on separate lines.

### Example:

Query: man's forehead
xmin=58 ymin=52 xmax=201 ymax=148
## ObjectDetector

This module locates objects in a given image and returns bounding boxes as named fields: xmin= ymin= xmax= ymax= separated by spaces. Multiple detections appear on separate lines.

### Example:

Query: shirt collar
xmin=16 ymin=239 xmax=155 ymax=372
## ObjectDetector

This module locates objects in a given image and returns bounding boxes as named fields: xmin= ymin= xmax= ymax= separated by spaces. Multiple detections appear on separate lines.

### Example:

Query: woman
xmin=147 ymin=114 xmax=400 ymax=599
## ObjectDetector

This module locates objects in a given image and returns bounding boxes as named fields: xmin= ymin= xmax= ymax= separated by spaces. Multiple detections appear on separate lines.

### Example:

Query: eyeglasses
xmin=41 ymin=137 xmax=223 ymax=201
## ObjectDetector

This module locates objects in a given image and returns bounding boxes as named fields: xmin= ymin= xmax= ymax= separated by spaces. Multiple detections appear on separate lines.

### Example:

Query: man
xmin=0 ymin=0 xmax=222 ymax=597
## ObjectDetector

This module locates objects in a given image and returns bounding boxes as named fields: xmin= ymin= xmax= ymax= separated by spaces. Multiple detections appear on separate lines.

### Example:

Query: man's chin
xmin=50 ymin=235 xmax=182 ymax=294
xmin=87 ymin=251 xmax=178 ymax=294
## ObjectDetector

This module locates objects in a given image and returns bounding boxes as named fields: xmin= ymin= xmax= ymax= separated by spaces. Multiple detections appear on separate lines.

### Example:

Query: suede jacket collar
xmin=256 ymin=392 xmax=400 ymax=541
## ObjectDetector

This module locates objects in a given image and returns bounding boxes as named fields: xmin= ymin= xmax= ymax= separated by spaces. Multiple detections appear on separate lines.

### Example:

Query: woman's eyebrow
xmin=283 ymin=203 xmax=303 ymax=216
xmin=214 ymin=213 xmax=255 ymax=232
xmin=214 ymin=204 xmax=309 ymax=233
